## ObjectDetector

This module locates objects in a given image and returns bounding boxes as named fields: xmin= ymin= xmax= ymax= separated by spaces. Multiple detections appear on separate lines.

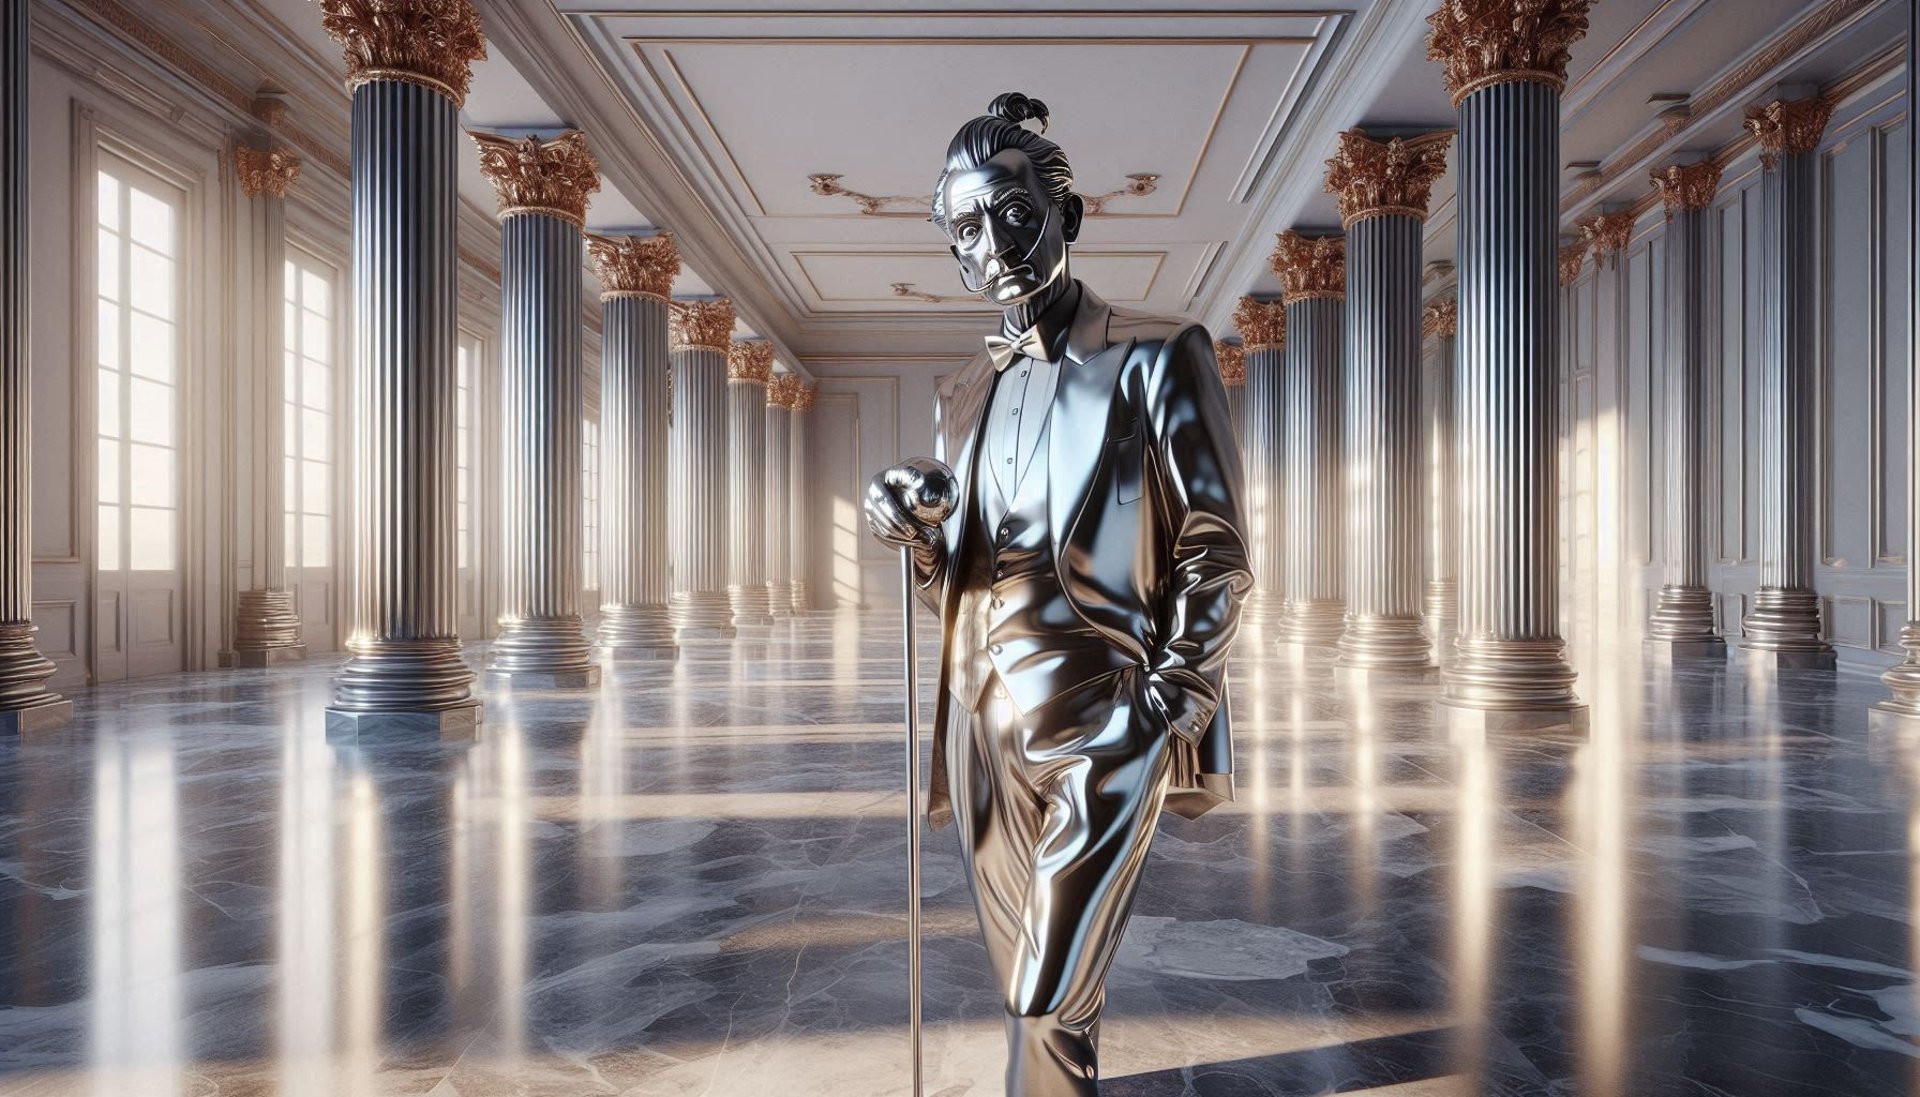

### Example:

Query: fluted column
xmin=321 ymin=0 xmax=485 ymax=735
xmin=228 ymin=142 xmax=307 ymax=667
xmin=765 ymin=375 xmax=796 ymax=617
xmin=1423 ymin=299 xmax=1460 ymax=644
xmin=1216 ymin=341 xmax=1248 ymax=444
xmin=1327 ymin=128 xmax=1452 ymax=675
xmin=586 ymin=232 xmax=679 ymax=660
xmin=1647 ymin=159 xmax=1727 ymax=660
xmin=472 ymin=130 xmax=600 ymax=688
xmin=1880 ymin=12 xmax=1920 ymax=717
xmin=789 ymin=382 xmax=816 ymax=612
xmin=1233 ymin=297 xmax=1286 ymax=628
xmin=1742 ymin=94 xmax=1836 ymax=669
xmin=1428 ymin=0 xmax=1590 ymax=714
xmin=668 ymin=300 xmax=737 ymax=639
xmin=726 ymin=341 xmax=775 ymax=627
xmin=0 ymin=0 xmax=69 ymax=732
xmin=1272 ymin=231 xmax=1346 ymax=650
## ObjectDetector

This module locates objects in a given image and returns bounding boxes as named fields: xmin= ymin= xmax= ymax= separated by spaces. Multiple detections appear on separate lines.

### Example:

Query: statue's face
xmin=940 ymin=148 xmax=1080 ymax=308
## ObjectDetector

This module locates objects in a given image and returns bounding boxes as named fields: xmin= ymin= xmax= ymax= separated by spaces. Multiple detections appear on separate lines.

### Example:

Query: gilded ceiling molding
xmin=1232 ymin=296 xmax=1286 ymax=352
xmin=1323 ymin=129 xmax=1454 ymax=227
xmin=316 ymin=0 xmax=487 ymax=106
xmin=892 ymin=282 xmax=975 ymax=305
xmin=1649 ymin=160 xmax=1723 ymax=217
xmin=233 ymin=143 xmax=302 ymax=200
xmin=670 ymin=299 xmax=735 ymax=351
xmin=807 ymin=171 xmax=1160 ymax=217
xmin=1576 ymin=211 xmax=1634 ymax=269
xmin=1425 ymin=0 xmax=1595 ymax=106
xmin=1744 ymin=96 xmax=1836 ymax=171
xmin=1422 ymin=298 xmax=1459 ymax=339
xmin=727 ymin=340 xmax=775 ymax=384
xmin=1213 ymin=342 xmax=1246 ymax=386
xmin=470 ymin=130 xmax=601 ymax=227
xmin=1558 ymin=242 xmax=1588 ymax=286
xmin=1270 ymin=231 xmax=1346 ymax=304
xmin=791 ymin=380 xmax=818 ymax=412
xmin=585 ymin=232 xmax=680 ymax=300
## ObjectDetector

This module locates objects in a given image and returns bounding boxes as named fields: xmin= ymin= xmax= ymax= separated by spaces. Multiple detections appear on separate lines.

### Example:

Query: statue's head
xmin=932 ymin=92 xmax=1083 ymax=308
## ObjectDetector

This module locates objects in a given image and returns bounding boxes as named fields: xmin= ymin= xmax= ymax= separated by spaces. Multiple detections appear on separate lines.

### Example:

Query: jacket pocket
xmin=1110 ymin=428 xmax=1143 ymax=505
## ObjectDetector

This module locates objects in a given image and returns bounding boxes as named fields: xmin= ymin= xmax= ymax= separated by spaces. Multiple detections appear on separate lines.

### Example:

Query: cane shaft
xmin=901 ymin=548 xmax=923 ymax=1097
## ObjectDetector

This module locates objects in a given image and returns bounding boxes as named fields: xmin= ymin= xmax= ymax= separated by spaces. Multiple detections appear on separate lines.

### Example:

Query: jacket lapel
xmin=1047 ymin=283 xmax=1127 ymax=554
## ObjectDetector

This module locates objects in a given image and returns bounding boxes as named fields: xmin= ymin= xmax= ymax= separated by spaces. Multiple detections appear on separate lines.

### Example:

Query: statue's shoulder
xmin=1106 ymin=305 xmax=1212 ymax=364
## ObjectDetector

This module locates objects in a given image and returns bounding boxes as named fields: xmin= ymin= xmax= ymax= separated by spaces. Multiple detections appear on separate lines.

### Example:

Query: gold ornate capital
xmin=1425 ymin=0 xmax=1595 ymax=106
xmin=768 ymin=373 xmax=804 ymax=409
xmin=234 ymin=143 xmax=302 ymax=199
xmin=1324 ymin=129 xmax=1453 ymax=226
xmin=316 ymin=0 xmax=487 ymax=106
xmin=1232 ymin=296 xmax=1286 ymax=352
xmin=670 ymin=299 xmax=735 ymax=351
xmin=1422 ymin=298 xmax=1459 ymax=338
xmin=791 ymin=381 xmax=818 ymax=412
xmin=1650 ymin=160 xmax=1723 ymax=217
xmin=728 ymin=340 xmax=775 ymax=384
xmin=1558 ymin=242 xmax=1588 ymax=286
xmin=1743 ymin=96 xmax=1835 ymax=170
xmin=586 ymin=232 xmax=679 ymax=300
xmin=1214 ymin=342 xmax=1246 ymax=386
xmin=1576 ymin=211 xmax=1634 ymax=269
xmin=1271 ymin=231 xmax=1346 ymax=304
xmin=470 ymin=130 xmax=600 ymax=226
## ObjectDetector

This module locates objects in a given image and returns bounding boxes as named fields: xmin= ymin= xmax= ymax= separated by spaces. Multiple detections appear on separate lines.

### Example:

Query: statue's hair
xmin=930 ymin=92 xmax=1075 ymax=232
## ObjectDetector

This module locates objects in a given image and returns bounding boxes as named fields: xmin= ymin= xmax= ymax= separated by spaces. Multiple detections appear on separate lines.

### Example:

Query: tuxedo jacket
xmin=917 ymin=282 xmax=1252 ymax=827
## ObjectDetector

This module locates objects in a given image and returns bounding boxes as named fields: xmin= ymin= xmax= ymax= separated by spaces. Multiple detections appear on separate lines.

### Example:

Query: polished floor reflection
xmin=2 ymin=612 xmax=1918 ymax=1095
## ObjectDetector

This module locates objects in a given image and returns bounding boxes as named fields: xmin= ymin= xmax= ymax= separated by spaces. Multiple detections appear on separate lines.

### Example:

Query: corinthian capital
xmin=1743 ymin=97 xmax=1835 ymax=171
xmin=470 ymin=130 xmax=600 ymax=226
xmin=586 ymin=232 xmax=679 ymax=300
xmin=1422 ymin=298 xmax=1459 ymax=338
xmin=728 ymin=340 xmax=775 ymax=384
xmin=768 ymin=374 xmax=802 ymax=409
xmin=1213 ymin=342 xmax=1246 ymax=386
xmin=234 ymin=143 xmax=302 ymax=199
xmin=1324 ymin=129 xmax=1453 ymax=226
xmin=671 ymin=299 xmax=735 ymax=351
xmin=316 ymin=0 xmax=487 ymax=106
xmin=1232 ymin=296 xmax=1286 ymax=352
xmin=1425 ymin=0 xmax=1595 ymax=106
xmin=791 ymin=381 xmax=818 ymax=412
xmin=1576 ymin=210 xmax=1634 ymax=269
xmin=1559 ymin=242 xmax=1588 ymax=286
xmin=1649 ymin=160 xmax=1723 ymax=218
xmin=1271 ymin=231 xmax=1346 ymax=304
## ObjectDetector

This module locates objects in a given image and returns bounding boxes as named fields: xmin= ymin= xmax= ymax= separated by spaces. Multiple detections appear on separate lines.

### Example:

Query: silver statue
xmin=866 ymin=91 xmax=1251 ymax=1096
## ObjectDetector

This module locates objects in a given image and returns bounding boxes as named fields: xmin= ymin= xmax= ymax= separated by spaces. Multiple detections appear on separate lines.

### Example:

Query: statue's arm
xmin=1139 ymin=325 xmax=1253 ymax=744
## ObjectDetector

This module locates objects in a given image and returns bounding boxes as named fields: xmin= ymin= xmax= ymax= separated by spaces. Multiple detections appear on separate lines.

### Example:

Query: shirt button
xmin=989 ymin=643 xmax=1003 ymax=655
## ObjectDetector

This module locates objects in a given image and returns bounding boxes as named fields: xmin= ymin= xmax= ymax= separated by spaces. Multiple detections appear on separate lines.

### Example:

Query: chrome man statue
xmin=865 ymin=92 xmax=1250 ymax=1096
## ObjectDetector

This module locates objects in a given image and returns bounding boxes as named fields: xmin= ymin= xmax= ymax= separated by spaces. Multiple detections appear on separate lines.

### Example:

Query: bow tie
xmin=984 ymin=327 xmax=1051 ymax=372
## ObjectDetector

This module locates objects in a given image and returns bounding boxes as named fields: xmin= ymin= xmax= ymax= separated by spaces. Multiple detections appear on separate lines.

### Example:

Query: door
xmin=283 ymin=249 xmax=340 ymax=652
xmin=93 ymin=156 xmax=187 ymax=683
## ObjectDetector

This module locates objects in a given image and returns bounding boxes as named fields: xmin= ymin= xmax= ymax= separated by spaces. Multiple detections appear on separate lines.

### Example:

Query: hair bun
xmin=986 ymin=91 xmax=1049 ymax=133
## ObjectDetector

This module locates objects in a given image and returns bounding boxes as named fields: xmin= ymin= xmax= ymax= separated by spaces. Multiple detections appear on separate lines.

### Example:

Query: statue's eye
xmin=1003 ymin=202 xmax=1031 ymax=226
xmin=956 ymin=219 xmax=980 ymax=243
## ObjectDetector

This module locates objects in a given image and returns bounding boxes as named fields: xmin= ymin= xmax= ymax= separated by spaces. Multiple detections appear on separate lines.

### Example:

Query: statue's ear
xmin=1061 ymin=193 xmax=1085 ymax=244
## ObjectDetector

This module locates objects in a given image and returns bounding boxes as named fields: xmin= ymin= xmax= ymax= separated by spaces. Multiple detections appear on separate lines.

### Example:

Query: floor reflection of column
xmin=1569 ymin=652 xmax=1640 ymax=1097
xmin=90 ymin=737 xmax=183 ymax=1096
xmin=341 ymin=765 xmax=383 ymax=1092
xmin=277 ymin=727 xmax=336 ymax=1097
xmin=1450 ymin=722 xmax=1494 ymax=1090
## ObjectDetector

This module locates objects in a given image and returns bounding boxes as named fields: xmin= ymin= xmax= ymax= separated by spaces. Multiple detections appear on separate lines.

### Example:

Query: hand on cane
xmin=866 ymin=457 xmax=957 ymax=557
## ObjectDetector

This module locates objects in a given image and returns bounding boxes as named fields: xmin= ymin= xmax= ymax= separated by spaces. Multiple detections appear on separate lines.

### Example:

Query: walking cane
xmin=886 ymin=459 xmax=956 ymax=1097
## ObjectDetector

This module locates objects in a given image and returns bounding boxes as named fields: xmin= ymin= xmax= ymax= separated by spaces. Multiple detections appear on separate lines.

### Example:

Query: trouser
xmin=946 ymin=667 xmax=1173 ymax=1097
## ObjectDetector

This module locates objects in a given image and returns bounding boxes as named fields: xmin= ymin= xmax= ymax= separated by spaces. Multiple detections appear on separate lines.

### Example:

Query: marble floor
xmin=2 ymin=611 xmax=1919 ymax=1096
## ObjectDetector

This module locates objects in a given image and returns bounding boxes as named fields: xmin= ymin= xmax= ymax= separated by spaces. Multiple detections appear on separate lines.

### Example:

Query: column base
xmin=1648 ymin=585 xmax=1721 ymax=646
xmin=487 ymin=615 xmax=599 ymax=688
xmin=1334 ymin=663 xmax=1439 ymax=686
xmin=486 ymin=666 xmax=602 ymax=689
xmin=1876 ymin=625 xmax=1920 ymax=715
xmin=325 ymin=701 xmax=482 ymax=744
xmin=597 ymin=604 xmax=678 ymax=655
xmin=1241 ymin=589 xmax=1285 ymax=628
xmin=225 ymin=644 xmax=309 ymax=668
xmin=670 ymin=590 xmax=738 ymax=640
xmin=1423 ymin=581 xmax=1458 ymax=628
xmin=728 ymin=584 xmax=775 ymax=627
xmin=1740 ymin=586 xmax=1831 ymax=660
xmin=0 ymin=697 xmax=74 ymax=735
xmin=233 ymin=588 xmax=303 ymax=658
xmin=1441 ymin=700 xmax=1590 ymax=737
xmin=1442 ymin=634 xmax=1581 ymax=710
xmin=600 ymin=644 xmax=678 ymax=663
xmin=1335 ymin=615 xmax=1433 ymax=673
xmin=767 ymin=581 xmax=796 ymax=618
xmin=1277 ymin=599 xmax=1345 ymax=651
xmin=1645 ymin=636 xmax=1727 ymax=665
xmin=789 ymin=582 xmax=812 ymax=614
xmin=331 ymin=637 xmax=480 ymax=712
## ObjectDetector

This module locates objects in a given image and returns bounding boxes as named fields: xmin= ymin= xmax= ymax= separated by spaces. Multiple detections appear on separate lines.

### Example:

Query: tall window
xmin=283 ymin=251 xmax=335 ymax=570
xmin=581 ymin=416 xmax=599 ymax=592
xmin=456 ymin=338 xmax=478 ymax=572
xmin=95 ymin=159 xmax=182 ymax=574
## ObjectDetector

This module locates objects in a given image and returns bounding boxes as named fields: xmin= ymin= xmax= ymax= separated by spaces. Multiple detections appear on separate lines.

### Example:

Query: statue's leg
xmin=949 ymin=682 xmax=1042 ymax=992
xmin=1002 ymin=671 xmax=1174 ymax=1097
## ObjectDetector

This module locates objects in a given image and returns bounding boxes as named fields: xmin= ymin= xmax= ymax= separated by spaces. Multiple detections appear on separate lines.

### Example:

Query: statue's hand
xmin=865 ymin=457 xmax=957 ymax=550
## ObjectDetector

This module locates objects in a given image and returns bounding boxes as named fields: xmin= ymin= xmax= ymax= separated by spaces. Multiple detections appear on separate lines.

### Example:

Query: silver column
xmin=789 ymin=382 xmax=816 ymax=612
xmin=668 ymin=300 xmax=737 ymax=639
xmin=1216 ymin=341 xmax=1247 ymax=445
xmin=1272 ymin=233 xmax=1346 ymax=650
xmin=765 ymin=375 xmax=795 ymax=617
xmin=1233 ymin=297 xmax=1286 ymax=629
xmin=228 ymin=142 xmax=307 ymax=668
xmin=1742 ymin=95 xmax=1836 ymax=669
xmin=0 ymin=0 xmax=68 ymax=732
xmin=586 ymin=232 xmax=679 ymax=661
xmin=1881 ymin=11 xmax=1920 ymax=717
xmin=1647 ymin=159 xmax=1726 ymax=660
xmin=472 ymin=130 xmax=601 ymax=689
xmin=322 ymin=2 xmax=486 ymax=736
xmin=1327 ymin=129 xmax=1451 ymax=675
xmin=726 ymin=341 xmax=774 ymax=627
xmin=1422 ymin=298 xmax=1459 ymax=645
